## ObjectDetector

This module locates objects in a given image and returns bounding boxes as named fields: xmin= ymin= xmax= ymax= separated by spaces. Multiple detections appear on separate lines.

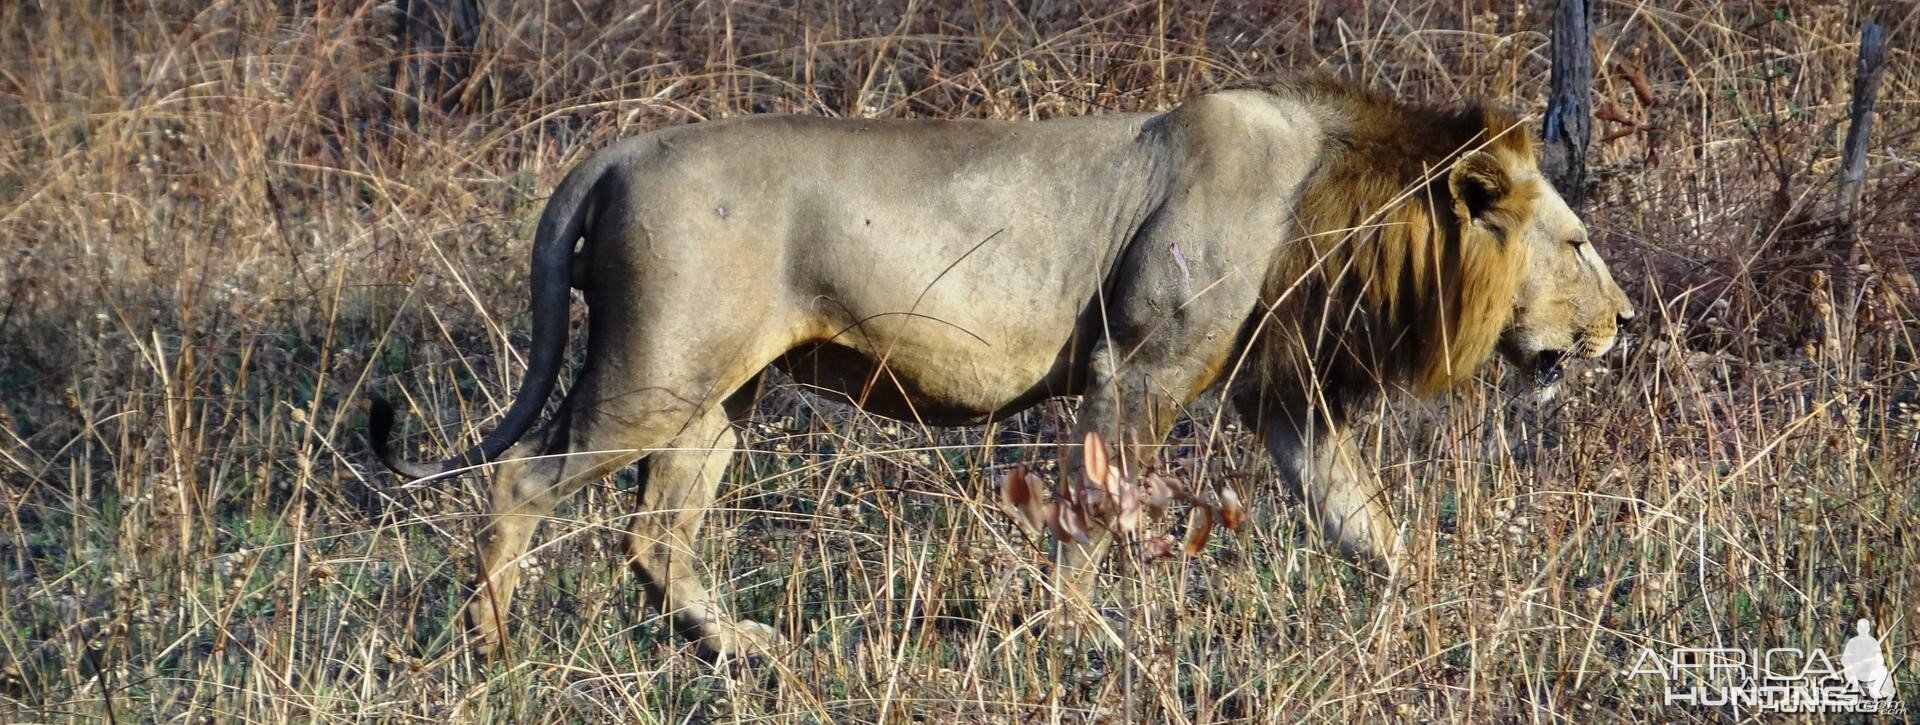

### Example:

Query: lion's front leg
xmin=1255 ymin=408 xmax=1402 ymax=573
xmin=1054 ymin=370 xmax=1182 ymax=601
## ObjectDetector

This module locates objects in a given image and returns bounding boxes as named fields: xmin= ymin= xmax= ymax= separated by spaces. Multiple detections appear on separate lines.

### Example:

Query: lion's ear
xmin=1448 ymin=151 xmax=1512 ymax=226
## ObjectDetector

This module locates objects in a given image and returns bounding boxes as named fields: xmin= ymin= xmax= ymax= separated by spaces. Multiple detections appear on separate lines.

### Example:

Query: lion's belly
xmin=775 ymin=305 xmax=1091 ymax=425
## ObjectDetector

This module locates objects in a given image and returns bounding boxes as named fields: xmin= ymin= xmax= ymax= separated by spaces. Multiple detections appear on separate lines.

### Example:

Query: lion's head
xmin=1252 ymin=81 xmax=1634 ymax=414
xmin=1495 ymin=170 xmax=1635 ymax=399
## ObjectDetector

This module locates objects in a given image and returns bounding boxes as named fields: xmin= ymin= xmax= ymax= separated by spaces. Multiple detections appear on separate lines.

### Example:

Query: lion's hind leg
xmin=468 ymin=367 xmax=767 ymax=660
xmin=621 ymin=405 xmax=778 ymax=662
xmin=469 ymin=424 xmax=644 ymax=658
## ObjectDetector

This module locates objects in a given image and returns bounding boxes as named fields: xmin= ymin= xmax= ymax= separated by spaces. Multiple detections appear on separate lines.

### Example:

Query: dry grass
xmin=2 ymin=0 xmax=1917 ymax=721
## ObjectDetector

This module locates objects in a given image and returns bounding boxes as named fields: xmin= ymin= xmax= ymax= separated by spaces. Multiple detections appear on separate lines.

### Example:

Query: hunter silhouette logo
xmin=1625 ymin=618 xmax=1904 ymax=714
xmin=1841 ymin=619 xmax=1897 ymax=700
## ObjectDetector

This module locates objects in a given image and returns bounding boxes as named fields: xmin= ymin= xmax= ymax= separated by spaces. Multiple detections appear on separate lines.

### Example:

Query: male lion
xmin=371 ymin=76 xmax=1634 ymax=660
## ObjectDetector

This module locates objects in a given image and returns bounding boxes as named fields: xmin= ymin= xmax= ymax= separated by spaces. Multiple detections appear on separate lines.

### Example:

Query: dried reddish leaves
xmin=999 ymin=431 xmax=1246 ymax=559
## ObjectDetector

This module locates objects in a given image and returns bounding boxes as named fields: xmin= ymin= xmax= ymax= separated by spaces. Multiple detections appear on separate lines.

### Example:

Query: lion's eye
xmin=1567 ymin=237 xmax=1588 ymax=249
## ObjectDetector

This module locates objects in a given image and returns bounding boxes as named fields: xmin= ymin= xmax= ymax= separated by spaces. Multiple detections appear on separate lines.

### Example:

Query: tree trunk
xmin=1829 ymin=20 xmax=1888 ymax=373
xmin=1541 ymin=0 xmax=1592 ymax=206
xmin=389 ymin=0 xmax=484 ymax=124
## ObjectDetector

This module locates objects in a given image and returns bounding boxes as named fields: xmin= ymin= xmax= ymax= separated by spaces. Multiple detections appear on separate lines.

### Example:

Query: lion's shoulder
xmin=1150 ymin=89 xmax=1331 ymax=183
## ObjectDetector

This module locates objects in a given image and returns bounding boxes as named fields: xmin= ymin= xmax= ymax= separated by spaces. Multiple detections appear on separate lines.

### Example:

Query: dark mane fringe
xmin=1245 ymin=75 xmax=1540 ymax=419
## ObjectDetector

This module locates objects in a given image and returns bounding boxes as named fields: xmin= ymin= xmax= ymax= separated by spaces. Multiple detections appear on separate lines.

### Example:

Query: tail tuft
xmin=368 ymin=396 xmax=399 ymax=462
xmin=366 ymin=396 xmax=446 ymax=479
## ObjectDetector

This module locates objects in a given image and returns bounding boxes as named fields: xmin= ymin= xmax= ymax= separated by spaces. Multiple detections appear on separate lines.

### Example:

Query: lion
xmin=370 ymin=75 xmax=1634 ymax=661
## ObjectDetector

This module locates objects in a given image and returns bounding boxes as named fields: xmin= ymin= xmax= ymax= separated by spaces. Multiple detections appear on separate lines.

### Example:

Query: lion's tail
xmin=369 ymin=155 xmax=609 ymax=481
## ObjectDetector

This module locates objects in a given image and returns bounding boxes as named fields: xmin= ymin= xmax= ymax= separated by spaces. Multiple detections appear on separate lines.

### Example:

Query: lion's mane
xmin=1248 ymin=78 xmax=1541 ymax=419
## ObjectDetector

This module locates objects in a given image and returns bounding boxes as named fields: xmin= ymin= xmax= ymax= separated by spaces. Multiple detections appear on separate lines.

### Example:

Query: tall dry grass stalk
xmin=1 ymin=1 xmax=1915 ymax=721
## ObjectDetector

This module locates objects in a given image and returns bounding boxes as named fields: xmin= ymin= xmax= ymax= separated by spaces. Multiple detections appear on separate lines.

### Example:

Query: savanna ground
xmin=2 ymin=0 xmax=1918 ymax=721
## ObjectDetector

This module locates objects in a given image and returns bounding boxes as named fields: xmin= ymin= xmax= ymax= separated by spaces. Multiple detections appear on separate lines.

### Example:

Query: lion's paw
xmin=730 ymin=619 xmax=782 ymax=652
xmin=700 ymin=619 xmax=785 ymax=664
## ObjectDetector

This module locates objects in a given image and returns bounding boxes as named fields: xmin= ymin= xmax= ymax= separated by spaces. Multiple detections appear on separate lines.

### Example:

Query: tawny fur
xmin=370 ymin=75 xmax=1634 ymax=662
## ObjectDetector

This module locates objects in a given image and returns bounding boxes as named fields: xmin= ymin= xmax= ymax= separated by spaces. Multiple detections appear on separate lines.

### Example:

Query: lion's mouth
xmin=1531 ymin=349 xmax=1567 ymax=387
